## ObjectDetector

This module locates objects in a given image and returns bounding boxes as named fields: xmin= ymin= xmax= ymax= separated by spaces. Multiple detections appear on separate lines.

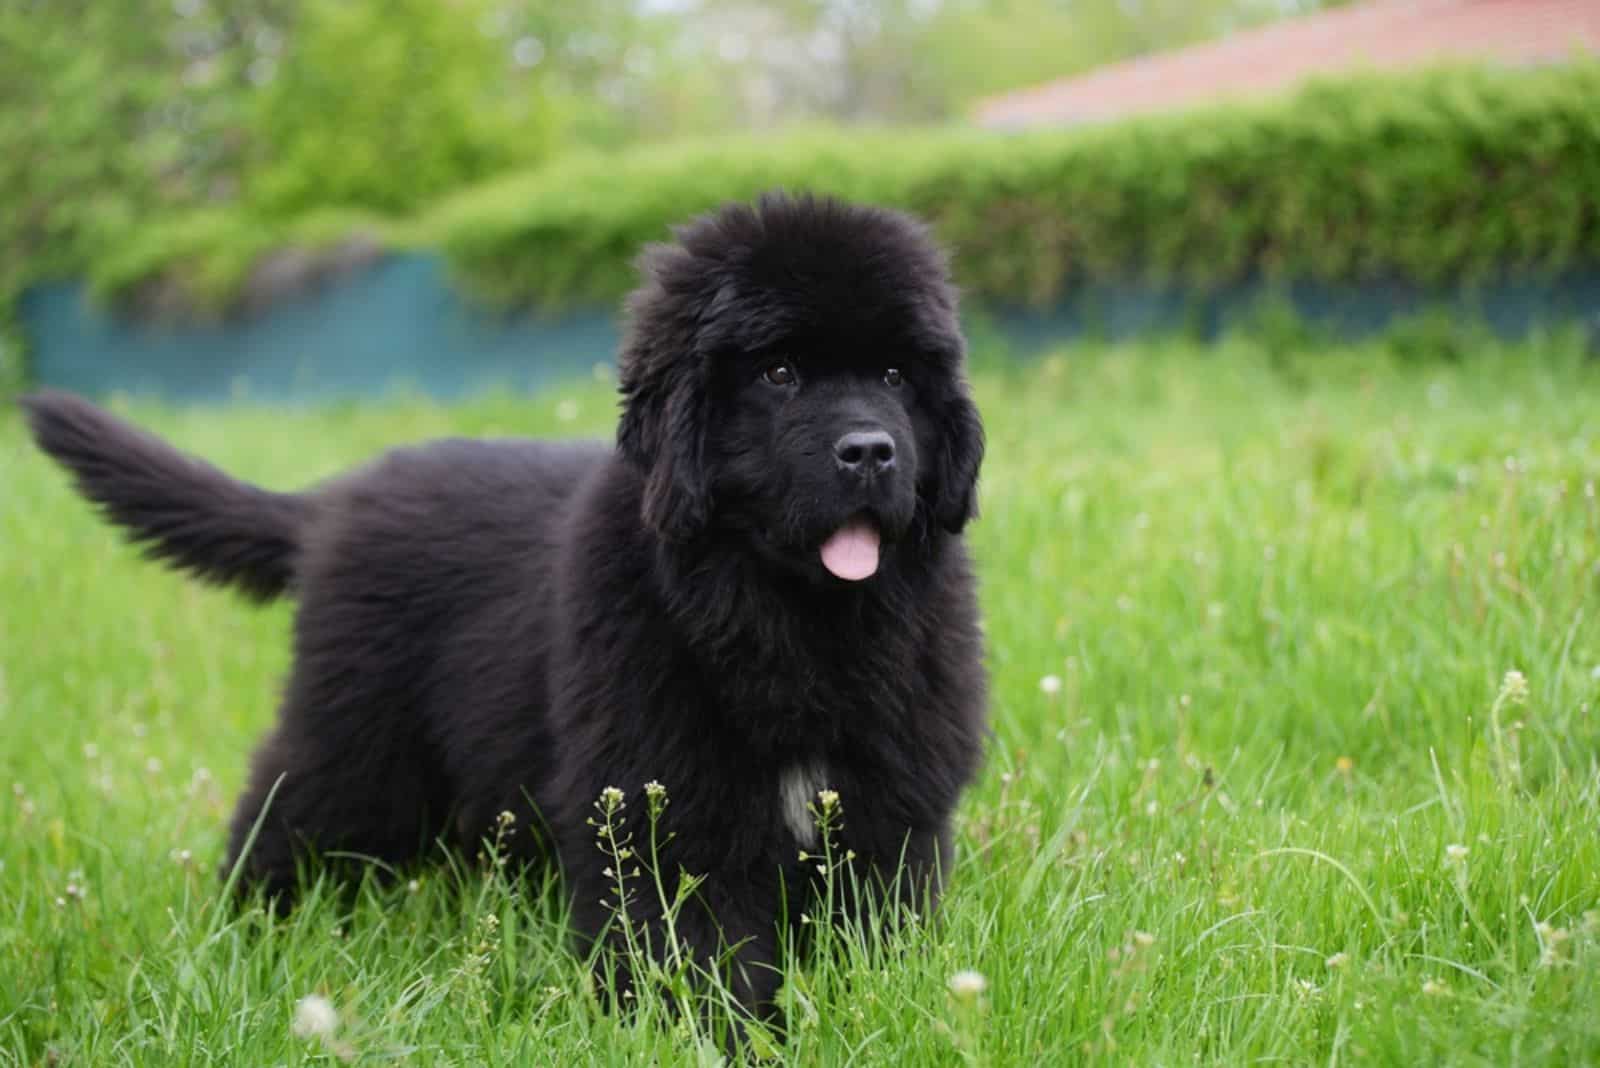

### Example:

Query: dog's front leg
xmin=830 ymin=822 xmax=955 ymax=940
xmin=677 ymin=883 xmax=785 ymax=1039
xmin=575 ymin=864 xmax=785 ymax=1036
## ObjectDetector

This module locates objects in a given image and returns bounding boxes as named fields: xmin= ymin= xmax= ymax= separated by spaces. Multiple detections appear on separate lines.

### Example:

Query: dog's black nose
xmin=834 ymin=430 xmax=896 ymax=476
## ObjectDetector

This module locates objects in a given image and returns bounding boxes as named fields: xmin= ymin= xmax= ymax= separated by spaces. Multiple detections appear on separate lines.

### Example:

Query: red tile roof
xmin=973 ymin=0 xmax=1600 ymax=129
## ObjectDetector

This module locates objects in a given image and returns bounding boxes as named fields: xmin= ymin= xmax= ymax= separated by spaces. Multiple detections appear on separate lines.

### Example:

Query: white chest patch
xmin=779 ymin=762 xmax=828 ymax=848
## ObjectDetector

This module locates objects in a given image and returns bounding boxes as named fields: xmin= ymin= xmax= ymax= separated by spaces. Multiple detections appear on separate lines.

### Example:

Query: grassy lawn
xmin=3 ymin=336 xmax=1599 ymax=1065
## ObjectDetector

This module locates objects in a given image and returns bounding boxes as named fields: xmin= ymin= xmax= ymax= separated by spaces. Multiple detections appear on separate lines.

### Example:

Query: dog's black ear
xmin=614 ymin=237 xmax=721 ymax=543
xmin=932 ymin=387 xmax=985 ymax=534
xmin=616 ymin=363 xmax=711 ymax=543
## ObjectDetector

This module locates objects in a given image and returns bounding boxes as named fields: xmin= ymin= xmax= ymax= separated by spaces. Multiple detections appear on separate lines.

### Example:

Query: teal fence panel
xmin=23 ymin=256 xmax=618 ymax=404
xmin=22 ymin=255 xmax=1600 ymax=405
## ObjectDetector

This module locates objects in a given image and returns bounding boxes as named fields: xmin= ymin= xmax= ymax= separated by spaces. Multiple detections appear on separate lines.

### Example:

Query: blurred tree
xmin=0 ymin=0 xmax=675 ymax=280
xmin=475 ymin=0 xmax=689 ymax=146
xmin=244 ymin=0 xmax=562 ymax=215
xmin=1 ymin=2 xmax=213 ymax=281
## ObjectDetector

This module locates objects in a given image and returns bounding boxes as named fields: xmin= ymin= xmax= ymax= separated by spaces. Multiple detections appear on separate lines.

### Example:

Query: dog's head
xmin=616 ymin=192 xmax=984 ymax=584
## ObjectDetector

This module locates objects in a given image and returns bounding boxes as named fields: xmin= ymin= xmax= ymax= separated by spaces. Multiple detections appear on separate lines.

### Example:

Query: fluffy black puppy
xmin=21 ymin=192 xmax=988 ymax=1021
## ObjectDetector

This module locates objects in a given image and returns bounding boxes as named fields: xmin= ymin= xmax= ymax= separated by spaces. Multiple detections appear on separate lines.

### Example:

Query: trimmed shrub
xmin=423 ymin=61 xmax=1600 ymax=311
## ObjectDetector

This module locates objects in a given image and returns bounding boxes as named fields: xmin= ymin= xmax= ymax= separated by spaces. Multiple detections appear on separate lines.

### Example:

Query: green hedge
xmin=426 ymin=61 xmax=1600 ymax=311
xmin=76 ymin=59 xmax=1600 ymax=322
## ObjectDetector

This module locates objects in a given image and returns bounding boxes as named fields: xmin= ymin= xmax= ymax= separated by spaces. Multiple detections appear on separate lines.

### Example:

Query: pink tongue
xmin=820 ymin=521 xmax=881 ymax=581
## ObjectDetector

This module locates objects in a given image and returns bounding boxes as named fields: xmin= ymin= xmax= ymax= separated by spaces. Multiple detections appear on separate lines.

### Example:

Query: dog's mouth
xmin=819 ymin=515 xmax=881 ymax=581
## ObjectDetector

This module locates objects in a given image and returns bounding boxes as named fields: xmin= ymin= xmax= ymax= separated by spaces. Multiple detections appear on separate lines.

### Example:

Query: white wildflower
xmin=1537 ymin=921 xmax=1571 ymax=967
xmin=1499 ymin=670 xmax=1528 ymax=707
xmin=947 ymin=970 xmax=987 ymax=999
xmin=292 ymin=994 xmax=339 ymax=1040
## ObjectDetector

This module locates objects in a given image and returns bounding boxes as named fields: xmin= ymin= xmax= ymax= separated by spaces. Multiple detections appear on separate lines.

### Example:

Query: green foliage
xmin=0 ymin=3 xmax=218 ymax=268
xmin=0 ymin=0 xmax=628 ymax=380
xmin=1381 ymin=307 xmax=1492 ymax=366
xmin=87 ymin=207 xmax=401 ymax=315
xmin=88 ymin=62 xmax=1600 ymax=320
xmin=418 ymin=62 xmax=1600 ymax=313
xmin=244 ymin=0 xmax=558 ymax=217
xmin=419 ymin=125 xmax=979 ymax=308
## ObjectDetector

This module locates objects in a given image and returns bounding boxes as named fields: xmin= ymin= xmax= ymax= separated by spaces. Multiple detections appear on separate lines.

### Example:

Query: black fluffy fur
xmin=21 ymin=391 xmax=309 ymax=600
xmin=21 ymin=193 xmax=988 ymax=1027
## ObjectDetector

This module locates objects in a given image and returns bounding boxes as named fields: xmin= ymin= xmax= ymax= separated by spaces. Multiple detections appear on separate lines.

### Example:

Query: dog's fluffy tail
xmin=21 ymin=390 xmax=310 ymax=601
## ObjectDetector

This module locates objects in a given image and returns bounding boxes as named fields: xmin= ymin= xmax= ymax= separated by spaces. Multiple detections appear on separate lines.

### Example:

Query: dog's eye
xmin=763 ymin=363 xmax=797 ymax=387
xmin=883 ymin=368 xmax=904 ymax=388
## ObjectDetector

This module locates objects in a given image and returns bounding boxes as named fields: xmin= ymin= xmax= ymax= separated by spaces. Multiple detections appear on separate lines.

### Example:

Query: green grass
xmin=3 ymin=336 xmax=1599 ymax=1065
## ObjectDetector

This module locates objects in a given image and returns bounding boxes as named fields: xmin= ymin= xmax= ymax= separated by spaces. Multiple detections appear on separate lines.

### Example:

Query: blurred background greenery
xmin=3 ymin=0 xmax=1597 ymax=396
xmin=2 ymin=0 xmax=1346 ymax=231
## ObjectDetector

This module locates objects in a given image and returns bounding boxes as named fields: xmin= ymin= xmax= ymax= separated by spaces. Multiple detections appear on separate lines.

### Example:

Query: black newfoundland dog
xmin=22 ymin=192 xmax=988 ymax=1023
